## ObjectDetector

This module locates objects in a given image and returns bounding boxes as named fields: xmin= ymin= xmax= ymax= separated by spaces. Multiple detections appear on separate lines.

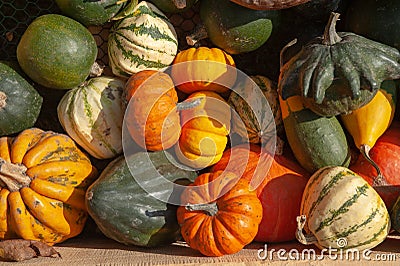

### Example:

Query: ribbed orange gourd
xmin=171 ymin=47 xmax=237 ymax=94
xmin=125 ymin=70 xmax=181 ymax=151
xmin=174 ymin=91 xmax=231 ymax=169
xmin=177 ymin=170 xmax=263 ymax=256
xmin=0 ymin=128 xmax=97 ymax=245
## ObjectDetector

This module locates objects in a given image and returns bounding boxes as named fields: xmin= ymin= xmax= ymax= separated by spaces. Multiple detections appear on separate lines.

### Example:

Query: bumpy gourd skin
xmin=278 ymin=13 xmax=400 ymax=116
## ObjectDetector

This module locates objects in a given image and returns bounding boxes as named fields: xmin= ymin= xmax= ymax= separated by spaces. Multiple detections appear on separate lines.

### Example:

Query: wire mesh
xmin=0 ymin=0 xmax=201 ymax=71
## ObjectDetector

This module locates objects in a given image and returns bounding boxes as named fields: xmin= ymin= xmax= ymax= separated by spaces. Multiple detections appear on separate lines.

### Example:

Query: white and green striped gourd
xmin=108 ymin=1 xmax=178 ymax=78
xmin=297 ymin=166 xmax=390 ymax=252
xmin=57 ymin=76 xmax=125 ymax=159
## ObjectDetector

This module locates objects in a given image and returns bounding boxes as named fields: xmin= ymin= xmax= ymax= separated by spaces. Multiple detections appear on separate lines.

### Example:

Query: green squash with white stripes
xmin=228 ymin=75 xmax=283 ymax=146
xmin=57 ymin=76 xmax=125 ymax=159
xmin=108 ymin=1 xmax=178 ymax=78
xmin=297 ymin=166 xmax=390 ymax=252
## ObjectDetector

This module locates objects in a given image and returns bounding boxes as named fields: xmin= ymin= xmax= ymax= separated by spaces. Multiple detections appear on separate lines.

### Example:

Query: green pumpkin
xmin=55 ymin=0 xmax=126 ymax=26
xmin=86 ymin=151 xmax=197 ymax=247
xmin=391 ymin=196 xmax=400 ymax=234
xmin=0 ymin=62 xmax=43 ymax=136
xmin=149 ymin=0 xmax=198 ymax=13
xmin=278 ymin=12 xmax=400 ymax=116
xmin=188 ymin=0 xmax=280 ymax=54
xmin=17 ymin=14 xmax=98 ymax=90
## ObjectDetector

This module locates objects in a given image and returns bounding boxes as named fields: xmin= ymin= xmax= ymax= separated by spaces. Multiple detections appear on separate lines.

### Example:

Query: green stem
xmin=360 ymin=144 xmax=387 ymax=186
xmin=322 ymin=12 xmax=342 ymax=45
xmin=186 ymin=202 xmax=218 ymax=216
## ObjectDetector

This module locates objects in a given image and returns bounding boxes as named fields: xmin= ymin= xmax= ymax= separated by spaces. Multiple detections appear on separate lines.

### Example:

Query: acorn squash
xmin=86 ymin=151 xmax=197 ymax=247
xmin=0 ymin=62 xmax=43 ymax=136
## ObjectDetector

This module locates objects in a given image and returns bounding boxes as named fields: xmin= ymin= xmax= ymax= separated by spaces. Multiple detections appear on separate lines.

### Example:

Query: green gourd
xmin=86 ymin=151 xmax=197 ymax=247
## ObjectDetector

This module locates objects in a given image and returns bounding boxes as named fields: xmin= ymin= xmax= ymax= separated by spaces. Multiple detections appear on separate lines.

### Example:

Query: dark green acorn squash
xmin=17 ymin=14 xmax=98 ymax=90
xmin=345 ymin=0 xmax=400 ymax=51
xmin=391 ymin=196 xmax=400 ymax=234
xmin=86 ymin=151 xmax=197 ymax=247
xmin=55 ymin=0 xmax=126 ymax=26
xmin=187 ymin=0 xmax=280 ymax=54
xmin=0 ymin=62 xmax=43 ymax=136
xmin=278 ymin=12 xmax=400 ymax=116
xmin=149 ymin=0 xmax=198 ymax=13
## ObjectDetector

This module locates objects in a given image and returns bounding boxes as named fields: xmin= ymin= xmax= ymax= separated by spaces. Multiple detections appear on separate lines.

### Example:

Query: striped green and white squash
xmin=108 ymin=1 xmax=178 ymax=78
xmin=228 ymin=75 xmax=283 ymax=146
xmin=57 ymin=76 xmax=125 ymax=159
xmin=297 ymin=166 xmax=390 ymax=252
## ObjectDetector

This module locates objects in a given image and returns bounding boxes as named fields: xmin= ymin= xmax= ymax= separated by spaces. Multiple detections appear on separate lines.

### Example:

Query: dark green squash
xmin=0 ymin=62 xmax=43 ymax=136
xmin=187 ymin=0 xmax=280 ymax=54
xmin=55 ymin=0 xmax=126 ymax=26
xmin=391 ymin=196 xmax=400 ymax=234
xmin=149 ymin=0 xmax=198 ymax=13
xmin=86 ymin=151 xmax=197 ymax=247
xmin=17 ymin=14 xmax=98 ymax=90
xmin=279 ymin=95 xmax=350 ymax=174
xmin=278 ymin=12 xmax=400 ymax=116
xmin=345 ymin=0 xmax=400 ymax=51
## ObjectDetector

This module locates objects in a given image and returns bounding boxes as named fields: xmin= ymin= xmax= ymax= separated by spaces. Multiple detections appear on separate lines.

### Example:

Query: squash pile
xmin=1 ymin=0 xmax=400 ymax=260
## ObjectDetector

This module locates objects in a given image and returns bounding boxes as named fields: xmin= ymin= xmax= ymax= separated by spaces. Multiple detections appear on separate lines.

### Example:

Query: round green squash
xmin=17 ymin=14 xmax=98 ymax=90
xmin=55 ymin=0 xmax=126 ymax=26
xmin=391 ymin=196 xmax=400 ymax=234
xmin=85 ymin=151 xmax=197 ymax=247
xmin=188 ymin=0 xmax=280 ymax=54
xmin=345 ymin=0 xmax=400 ymax=51
xmin=0 ymin=62 xmax=43 ymax=136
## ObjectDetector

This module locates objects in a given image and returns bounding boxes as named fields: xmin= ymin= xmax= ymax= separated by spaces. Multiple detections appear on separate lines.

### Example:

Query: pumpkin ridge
xmin=345 ymin=218 xmax=390 ymax=250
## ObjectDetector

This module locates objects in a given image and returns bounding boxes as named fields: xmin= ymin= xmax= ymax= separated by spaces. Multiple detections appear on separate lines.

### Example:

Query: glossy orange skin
xmin=125 ymin=70 xmax=181 ymax=151
xmin=212 ymin=144 xmax=309 ymax=242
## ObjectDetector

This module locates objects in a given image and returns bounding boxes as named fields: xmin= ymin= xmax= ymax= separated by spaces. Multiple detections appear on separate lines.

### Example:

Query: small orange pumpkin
xmin=125 ymin=70 xmax=181 ymax=151
xmin=177 ymin=170 xmax=263 ymax=256
xmin=0 ymin=128 xmax=97 ymax=245
xmin=171 ymin=47 xmax=237 ymax=94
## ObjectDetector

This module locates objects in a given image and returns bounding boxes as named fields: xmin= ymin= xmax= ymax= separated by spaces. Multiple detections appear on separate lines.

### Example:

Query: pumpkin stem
xmin=295 ymin=215 xmax=318 ymax=245
xmin=360 ymin=144 xmax=388 ymax=186
xmin=0 ymin=91 xmax=6 ymax=110
xmin=185 ymin=202 xmax=218 ymax=216
xmin=279 ymin=38 xmax=297 ymax=69
xmin=322 ymin=12 xmax=342 ymax=45
xmin=89 ymin=61 xmax=105 ymax=78
xmin=0 ymin=158 xmax=30 ymax=192
xmin=173 ymin=0 xmax=187 ymax=9
xmin=186 ymin=23 xmax=208 ymax=46
xmin=176 ymin=97 xmax=202 ymax=111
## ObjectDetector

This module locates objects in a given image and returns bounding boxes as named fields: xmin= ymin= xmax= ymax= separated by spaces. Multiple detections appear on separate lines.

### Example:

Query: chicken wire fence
xmin=0 ymin=0 xmax=201 ymax=70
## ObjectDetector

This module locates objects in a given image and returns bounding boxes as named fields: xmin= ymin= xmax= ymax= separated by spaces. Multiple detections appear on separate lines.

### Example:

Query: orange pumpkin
xmin=125 ymin=70 xmax=181 ymax=151
xmin=171 ymin=47 xmax=237 ymax=94
xmin=212 ymin=144 xmax=309 ymax=242
xmin=0 ymin=128 xmax=97 ymax=245
xmin=177 ymin=170 xmax=262 ymax=256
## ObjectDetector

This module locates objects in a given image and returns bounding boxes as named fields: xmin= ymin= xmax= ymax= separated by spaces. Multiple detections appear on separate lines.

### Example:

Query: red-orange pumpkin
xmin=212 ymin=143 xmax=309 ymax=242
xmin=350 ymin=121 xmax=400 ymax=210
